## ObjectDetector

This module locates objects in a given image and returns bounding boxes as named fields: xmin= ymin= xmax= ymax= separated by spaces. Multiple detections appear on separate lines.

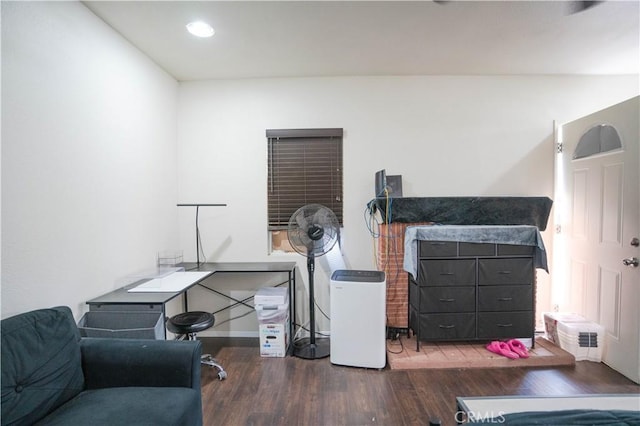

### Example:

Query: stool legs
xmin=201 ymin=354 xmax=227 ymax=380
xmin=186 ymin=333 xmax=227 ymax=380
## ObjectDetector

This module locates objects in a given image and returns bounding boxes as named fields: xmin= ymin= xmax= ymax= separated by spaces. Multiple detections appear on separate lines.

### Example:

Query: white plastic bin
xmin=543 ymin=312 xmax=604 ymax=361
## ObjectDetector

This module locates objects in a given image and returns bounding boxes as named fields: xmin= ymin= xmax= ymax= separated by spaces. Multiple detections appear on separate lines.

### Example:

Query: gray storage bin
xmin=78 ymin=311 xmax=164 ymax=339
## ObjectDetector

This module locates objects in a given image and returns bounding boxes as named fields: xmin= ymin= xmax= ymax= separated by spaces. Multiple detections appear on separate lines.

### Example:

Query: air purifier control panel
xmin=331 ymin=270 xmax=385 ymax=283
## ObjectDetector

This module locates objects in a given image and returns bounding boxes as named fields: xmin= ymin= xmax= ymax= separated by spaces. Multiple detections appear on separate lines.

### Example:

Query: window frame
xmin=266 ymin=128 xmax=343 ymax=252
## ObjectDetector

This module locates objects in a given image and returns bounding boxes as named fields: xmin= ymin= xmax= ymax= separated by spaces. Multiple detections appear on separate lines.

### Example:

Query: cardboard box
xmin=259 ymin=320 xmax=289 ymax=357
xmin=256 ymin=304 xmax=289 ymax=323
xmin=255 ymin=287 xmax=289 ymax=306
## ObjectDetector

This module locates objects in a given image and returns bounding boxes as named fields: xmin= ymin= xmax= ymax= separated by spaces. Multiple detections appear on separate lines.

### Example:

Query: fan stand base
xmin=293 ymin=337 xmax=330 ymax=359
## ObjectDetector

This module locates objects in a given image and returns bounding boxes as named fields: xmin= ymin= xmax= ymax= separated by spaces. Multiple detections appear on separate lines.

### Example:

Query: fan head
xmin=287 ymin=204 xmax=339 ymax=257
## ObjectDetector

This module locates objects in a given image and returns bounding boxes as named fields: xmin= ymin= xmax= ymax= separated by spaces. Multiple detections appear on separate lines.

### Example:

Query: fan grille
xmin=287 ymin=204 xmax=339 ymax=257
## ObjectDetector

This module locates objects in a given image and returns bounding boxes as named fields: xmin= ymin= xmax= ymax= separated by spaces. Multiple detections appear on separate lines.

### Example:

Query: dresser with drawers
xmin=408 ymin=229 xmax=539 ymax=350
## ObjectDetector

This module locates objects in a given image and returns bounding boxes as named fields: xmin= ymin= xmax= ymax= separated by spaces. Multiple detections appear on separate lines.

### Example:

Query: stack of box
xmin=543 ymin=312 xmax=605 ymax=362
xmin=255 ymin=287 xmax=290 ymax=357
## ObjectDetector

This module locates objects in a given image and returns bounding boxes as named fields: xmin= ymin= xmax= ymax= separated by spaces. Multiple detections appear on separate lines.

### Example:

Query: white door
xmin=558 ymin=96 xmax=639 ymax=383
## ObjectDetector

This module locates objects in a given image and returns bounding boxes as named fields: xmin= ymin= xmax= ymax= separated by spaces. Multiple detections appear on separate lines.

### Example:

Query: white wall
xmin=2 ymin=1 xmax=637 ymax=335
xmin=1 ymin=1 xmax=179 ymax=319
xmin=177 ymin=75 xmax=638 ymax=334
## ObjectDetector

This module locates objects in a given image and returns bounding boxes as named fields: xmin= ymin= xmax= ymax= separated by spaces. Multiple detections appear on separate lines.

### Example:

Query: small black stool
xmin=167 ymin=311 xmax=227 ymax=380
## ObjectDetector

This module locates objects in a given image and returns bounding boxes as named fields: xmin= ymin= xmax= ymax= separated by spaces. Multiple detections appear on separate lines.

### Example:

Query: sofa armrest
xmin=80 ymin=338 xmax=201 ymax=390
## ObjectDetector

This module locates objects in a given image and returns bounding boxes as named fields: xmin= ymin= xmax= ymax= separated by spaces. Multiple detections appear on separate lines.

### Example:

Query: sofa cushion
xmin=1 ymin=306 xmax=85 ymax=426
xmin=35 ymin=387 xmax=203 ymax=426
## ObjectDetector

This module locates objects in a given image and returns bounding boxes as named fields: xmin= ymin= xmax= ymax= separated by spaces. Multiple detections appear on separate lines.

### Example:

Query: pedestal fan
xmin=287 ymin=204 xmax=340 ymax=359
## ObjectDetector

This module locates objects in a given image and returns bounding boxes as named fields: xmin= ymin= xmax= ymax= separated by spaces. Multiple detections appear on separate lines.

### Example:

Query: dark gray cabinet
xmin=409 ymin=241 xmax=535 ymax=350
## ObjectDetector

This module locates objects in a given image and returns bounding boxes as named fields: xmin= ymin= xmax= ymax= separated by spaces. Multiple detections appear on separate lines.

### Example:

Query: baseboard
xmin=199 ymin=330 xmax=259 ymax=338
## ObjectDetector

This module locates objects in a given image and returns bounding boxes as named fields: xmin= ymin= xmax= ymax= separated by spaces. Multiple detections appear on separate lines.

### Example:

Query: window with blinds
xmin=267 ymin=128 xmax=343 ymax=234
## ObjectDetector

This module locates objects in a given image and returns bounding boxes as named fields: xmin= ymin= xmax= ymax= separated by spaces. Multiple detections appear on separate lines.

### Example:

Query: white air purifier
xmin=330 ymin=270 xmax=386 ymax=369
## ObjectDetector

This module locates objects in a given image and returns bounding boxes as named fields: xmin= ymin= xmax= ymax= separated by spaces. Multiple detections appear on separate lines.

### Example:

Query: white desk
xmin=127 ymin=271 xmax=212 ymax=292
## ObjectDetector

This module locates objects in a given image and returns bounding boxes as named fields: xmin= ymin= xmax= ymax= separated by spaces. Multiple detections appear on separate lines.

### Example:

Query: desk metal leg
xmin=181 ymin=264 xmax=297 ymax=355
xmin=199 ymin=285 xmax=257 ymax=311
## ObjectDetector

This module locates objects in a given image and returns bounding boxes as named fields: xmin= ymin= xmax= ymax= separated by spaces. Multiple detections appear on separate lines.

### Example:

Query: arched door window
xmin=573 ymin=124 xmax=622 ymax=159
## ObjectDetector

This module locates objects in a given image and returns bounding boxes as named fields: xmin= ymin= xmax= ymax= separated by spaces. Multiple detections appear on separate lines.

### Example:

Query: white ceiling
xmin=83 ymin=1 xmax=640 ymax=81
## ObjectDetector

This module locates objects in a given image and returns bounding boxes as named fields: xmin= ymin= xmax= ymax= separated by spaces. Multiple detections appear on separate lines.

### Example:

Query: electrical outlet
xmin=553 ymin=304 xmax=560 ymax=312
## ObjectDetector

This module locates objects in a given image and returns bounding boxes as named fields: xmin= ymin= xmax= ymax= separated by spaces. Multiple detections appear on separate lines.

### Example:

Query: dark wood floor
xmin=200 ymin=338 xmax=639 ymax=426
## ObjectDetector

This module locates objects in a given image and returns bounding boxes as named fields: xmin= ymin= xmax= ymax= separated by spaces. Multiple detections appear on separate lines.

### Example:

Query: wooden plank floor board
xmin=199 ymin=338 xmax=637 ymax=426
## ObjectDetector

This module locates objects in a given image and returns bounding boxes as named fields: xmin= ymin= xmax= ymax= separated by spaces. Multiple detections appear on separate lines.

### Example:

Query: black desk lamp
xmin=177 ymin=204 xmax=227 ymax=267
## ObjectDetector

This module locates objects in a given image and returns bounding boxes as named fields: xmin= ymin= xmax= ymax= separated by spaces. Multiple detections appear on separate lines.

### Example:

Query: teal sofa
xmin=1 ymin=306 xmax=203 ymax=425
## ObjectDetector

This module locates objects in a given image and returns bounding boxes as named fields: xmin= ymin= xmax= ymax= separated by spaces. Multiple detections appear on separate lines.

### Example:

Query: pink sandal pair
xmin=486 ymin=339 xmax=530 ymax=359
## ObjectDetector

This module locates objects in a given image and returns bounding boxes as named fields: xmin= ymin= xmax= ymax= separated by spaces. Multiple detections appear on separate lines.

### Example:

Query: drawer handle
xmin=439 ymin=298 xmax=455 ymax=302
xmin=430 ymin=242 xmax=447 ymax=246
xmin=440 ymin=272 xmax=455 ymax=276
xmin=438 ymin=324 xmax=456 ymax=329
xmin=498 ymin=271 xmax=512 ymax=275
xmin=497 ymin=323 xmax=513 ymax=328
xmin=497 ymin=297 xmax=513 ymax=302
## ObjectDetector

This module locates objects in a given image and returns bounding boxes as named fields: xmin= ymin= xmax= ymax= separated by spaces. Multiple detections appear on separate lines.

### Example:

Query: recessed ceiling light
xmin=186 ymin=21 xmax=214 ymax=38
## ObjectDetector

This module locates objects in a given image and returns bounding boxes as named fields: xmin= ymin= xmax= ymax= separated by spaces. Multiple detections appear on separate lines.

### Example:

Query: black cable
xmin=386 ymin=335 xmax=405 ymax=354
xmin=363 ymin=203 xmax=382 ymax=238
xmin=315 ymin=297 xmax=330 ymax=321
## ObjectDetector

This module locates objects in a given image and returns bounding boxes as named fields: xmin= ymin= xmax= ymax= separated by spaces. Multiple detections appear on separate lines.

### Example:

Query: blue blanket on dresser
xmin=404 ymin=225 xmax=548 ymax=278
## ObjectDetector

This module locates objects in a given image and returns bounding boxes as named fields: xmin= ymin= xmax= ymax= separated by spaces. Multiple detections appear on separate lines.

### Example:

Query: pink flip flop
xmin=485 ymin=341 xmax=519 ymax=359
xmin=507 ymin=339 xmax=530 ymax=358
